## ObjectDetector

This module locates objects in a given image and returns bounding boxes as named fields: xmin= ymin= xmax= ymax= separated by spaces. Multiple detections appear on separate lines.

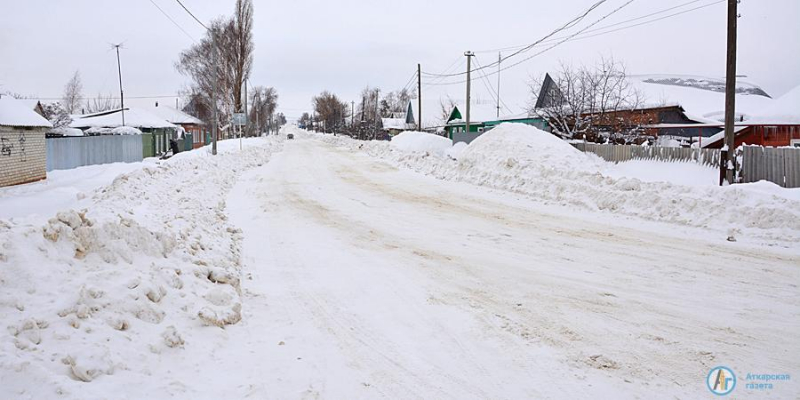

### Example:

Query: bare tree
xmin=62 ymin=70 xmax=83 ymax=114
xmin=248 ymin=86 xmax=278 ymax=134
xmin=85 ymin=93 xmax=121 ymax=114
xmin=176 ymin=0 xmax=254 ymax=126
xmin=313 ymin=91 xmax=349 ymax=132
xmin=529 ymin=57 xmax=643 ymax=141
xmin=438 ymin=95 xmax=457 ymax=126
xmin=298 ymin=112 xmax=311 ymax=128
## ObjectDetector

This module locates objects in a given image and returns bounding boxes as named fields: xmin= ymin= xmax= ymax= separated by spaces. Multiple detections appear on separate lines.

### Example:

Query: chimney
xmin=155 ymin=101 xmax=159 ymax=107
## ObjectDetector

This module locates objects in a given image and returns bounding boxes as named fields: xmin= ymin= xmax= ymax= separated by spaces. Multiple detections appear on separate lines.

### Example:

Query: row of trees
xmin=306 ymin=85 xmax=417 ymax=139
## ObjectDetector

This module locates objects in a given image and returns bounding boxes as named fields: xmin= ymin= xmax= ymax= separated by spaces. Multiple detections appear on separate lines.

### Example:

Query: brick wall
xmin=0 ymin=126 xmax=47 ymax=187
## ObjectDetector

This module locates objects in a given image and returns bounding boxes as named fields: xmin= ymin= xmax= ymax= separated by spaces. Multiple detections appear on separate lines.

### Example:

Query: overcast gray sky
xmin=1 ymin=0 xmax=798 ymax=123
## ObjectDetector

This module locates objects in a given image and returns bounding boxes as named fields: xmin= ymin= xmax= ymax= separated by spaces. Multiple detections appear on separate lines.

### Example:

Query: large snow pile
xmin=390 ymin=131 xmax=452 ymax=155
xmin=0 ymin=136 xmax=282 ymax=398
xmin=460 ymin=123 xmax=601 ymax=174
xmin=315 ymin=125 xmax=800 ymax=244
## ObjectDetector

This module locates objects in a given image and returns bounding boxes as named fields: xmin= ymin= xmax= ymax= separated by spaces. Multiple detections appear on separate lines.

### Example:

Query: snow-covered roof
xmin=50 ymin=127 xmax=84 ymax=137
xmin=70 ymin=108 xmax=176 ymax=130
xmin=747 ymin=85 xmax=800 ymax=124
xmin=147 ymin=104 xmax=204 ymax=125
xmin=0 ymin=97 xmax=52 ymax=128
xmin=382 ymin=117 xmax=410 ymax=130
xmin=629 ymin=74 xmax=774 ymax=123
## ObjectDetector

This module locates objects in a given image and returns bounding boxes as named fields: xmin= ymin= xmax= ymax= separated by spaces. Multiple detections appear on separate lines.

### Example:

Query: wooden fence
xmin=740 ymin=146 xmax=800 ymax=188
xmin=570 ymin=142 xmax=720 ymax=167
xmin=571 ymin=143 xmax=800 ymax=188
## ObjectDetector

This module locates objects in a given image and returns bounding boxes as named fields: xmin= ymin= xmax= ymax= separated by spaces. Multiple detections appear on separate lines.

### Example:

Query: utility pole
xmin=113 ymin=44 xmax=125 ymax=126
xmin=464 ymin=51 xmax=474 ymax=135
xmin=417 ymin=63 xmax=422 ymax=130
xmin=497 ymin=52 xmax=501 ymax=119
xmin=720 ymin=0 xmax=738 ymax=185
xmin=211 ymin=32 xmax=219 ymax=156
xmin=351 ymin=101 xmax=355 ymax=127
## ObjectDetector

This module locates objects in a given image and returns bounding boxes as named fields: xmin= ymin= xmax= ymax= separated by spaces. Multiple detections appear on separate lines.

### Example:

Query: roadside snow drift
xmin=0 ymin=136 xmax=282 ymax=399
xmin=390 ymin=131 xmax=452 ymax=155
xmin=318 ymin=123 xmax=800 ymax=244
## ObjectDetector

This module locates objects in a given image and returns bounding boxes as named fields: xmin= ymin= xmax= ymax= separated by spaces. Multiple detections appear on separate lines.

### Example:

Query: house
xmin=148 ymin=102 xmax=207 ymax=149
xmin=381 ymin=101 xmax=418 ymax=136
xmin=70 ymin=107 xmax=177 ymax=135
xmin=702 ymin=85 xmax=800 ymax=149
xmin=0 ymin=97 xmax=52 ymax=187
xmin=533 ymin=73 xmax=775 ymax=145
xmin=445 ymin=100 xmax=549 ymax=144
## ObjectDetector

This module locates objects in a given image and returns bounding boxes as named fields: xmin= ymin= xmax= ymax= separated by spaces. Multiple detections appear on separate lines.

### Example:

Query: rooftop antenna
xmin=112 ymin=43 xmax=126 ymax=126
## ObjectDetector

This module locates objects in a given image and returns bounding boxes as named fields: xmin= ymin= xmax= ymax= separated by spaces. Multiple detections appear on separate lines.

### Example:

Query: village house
xmin=0 ymin=97 xmax=52 ymax=187
xmin=702 ymin=85 xmax=800 ymax=149
xmin=148 ymin=102 xmax=207 ymax=149
xmin=445 ymin=100 xmax=549 ymax=144
xmin=381 ymin=101 xmax=418 ymax=136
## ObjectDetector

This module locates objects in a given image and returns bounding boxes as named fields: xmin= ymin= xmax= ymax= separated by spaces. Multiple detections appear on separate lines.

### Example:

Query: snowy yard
xmin=1 ymin=127 xmax=798 ymax=399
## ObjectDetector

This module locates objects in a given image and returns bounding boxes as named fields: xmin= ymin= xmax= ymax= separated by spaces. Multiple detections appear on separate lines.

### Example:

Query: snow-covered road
xmin=222 ymin=136 xmax=799 ymax=399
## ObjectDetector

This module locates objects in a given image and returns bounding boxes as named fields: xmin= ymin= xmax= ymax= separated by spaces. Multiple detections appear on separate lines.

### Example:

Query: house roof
xmin=382 ymin=117 xmax=410 ymax=131
xmin=0 ymin=97 xmax=52 ymax=128
xmin=70 ymin=107 xmax=176 ymax=129
xmin=629 ymin=74 xmax=775 ymax=123
xmin=147 ymin=104 xmax=204 ymax=125
xmin=747 ymin=85 xmax=800 ymax=124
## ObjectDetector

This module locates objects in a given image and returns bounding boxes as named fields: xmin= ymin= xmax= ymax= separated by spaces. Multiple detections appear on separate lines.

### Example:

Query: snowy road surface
xmin=220 ymin=137 xmax=799 ymax=399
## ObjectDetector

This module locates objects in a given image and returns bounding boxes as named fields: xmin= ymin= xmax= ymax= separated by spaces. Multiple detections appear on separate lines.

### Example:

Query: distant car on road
xmin=287 ymin=133 xmax=294 ymax=140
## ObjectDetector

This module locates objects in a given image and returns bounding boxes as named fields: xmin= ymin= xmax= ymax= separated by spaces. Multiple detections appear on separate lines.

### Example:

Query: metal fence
xmin=740 ymin=146 xmax=800 ymax=188
xmin=46 ymin=135 xmax=143 ymax=171
xmin=571 ymin=142 xmax=720 ymax=167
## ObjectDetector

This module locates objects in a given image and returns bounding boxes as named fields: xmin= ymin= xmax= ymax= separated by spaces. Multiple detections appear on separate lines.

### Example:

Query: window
xmin=477 ymin=127 xmax=484 ymax=132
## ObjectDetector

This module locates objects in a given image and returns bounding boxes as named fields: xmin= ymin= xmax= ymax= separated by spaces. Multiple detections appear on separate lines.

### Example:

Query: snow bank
xmin=0 ymin=136 xmax=282 ymax=398
xmin=316 ymin=126 xmax=800 ymax=244
xmin=390 ymin=131 xmax=452 ymax=155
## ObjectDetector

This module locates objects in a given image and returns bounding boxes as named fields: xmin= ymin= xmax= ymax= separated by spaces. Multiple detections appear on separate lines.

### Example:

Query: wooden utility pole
xmin=721 ymin=0 xmax=738 ymax=185
xmin=464 ymin=51 xmax=474 ymax=135
xmin=417 ymin=63 xmax=422 ymax=130
xmin=113 ymin=44 xmax=125 ymax=126
xmin=496 ymin=52 xmax=501 ymax=119
xmin=351 ymin=101 xmax=355 ymax=127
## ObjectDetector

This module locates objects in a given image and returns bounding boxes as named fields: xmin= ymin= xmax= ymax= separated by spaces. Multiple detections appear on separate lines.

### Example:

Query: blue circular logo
xmin=707 ymin=366 xmax=736 ymax=396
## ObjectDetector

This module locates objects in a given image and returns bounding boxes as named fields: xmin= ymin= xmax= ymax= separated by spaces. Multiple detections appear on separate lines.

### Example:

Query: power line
xmin=474 ymin=0 xmax=709 ymax=54
xmin=473 ymin=56 xmax=514 ymax=115
xmin=175 ymin=0 xmax=209 ymax=30
xmin=425 ymin=0 xmax=725 ymax=87
xmin=422 ymin=0 xmax=723 ymax=85
xmin=148 ymin=0 xmax=197 ymax=42
xmin=422 ymin=0 xmax=610 ymax=78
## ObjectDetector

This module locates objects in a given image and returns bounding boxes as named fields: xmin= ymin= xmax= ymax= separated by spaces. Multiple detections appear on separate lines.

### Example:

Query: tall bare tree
xmin=529 ymin=57 xmax=643 ymax=141
xmin=248 ymin=86 xmax=278 ymax=134
xmin=176 ymin=0 xmax=254 ymax=125
xmin=62 ymin=70 xmax=83 ymax=114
